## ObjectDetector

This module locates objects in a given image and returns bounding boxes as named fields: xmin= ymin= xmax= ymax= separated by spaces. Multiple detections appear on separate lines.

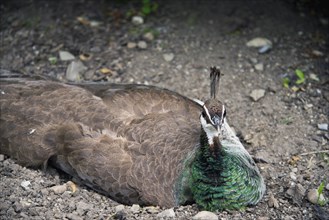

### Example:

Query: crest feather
xmin=210 ymin=66 xmax=221 ymax=99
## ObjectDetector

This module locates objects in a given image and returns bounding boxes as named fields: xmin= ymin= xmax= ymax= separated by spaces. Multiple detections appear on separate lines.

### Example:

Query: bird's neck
xmin=187 ymin=129 xmax=265 ymax=211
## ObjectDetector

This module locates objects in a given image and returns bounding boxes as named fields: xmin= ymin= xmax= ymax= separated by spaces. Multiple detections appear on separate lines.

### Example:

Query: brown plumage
xmin=0 ymin=68 xmax=265 ymax=211
xmin=0 ymin=76 xmax=202 ymax=207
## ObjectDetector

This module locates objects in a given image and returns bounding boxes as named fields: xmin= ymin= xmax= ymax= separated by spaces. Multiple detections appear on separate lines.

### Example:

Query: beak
xmin=212 ymin=115 xmax=222 ymax=132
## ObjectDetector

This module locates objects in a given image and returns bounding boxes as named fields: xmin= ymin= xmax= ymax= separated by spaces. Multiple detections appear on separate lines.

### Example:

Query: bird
xmin=0 ymin=67 xmax=265 ymax=211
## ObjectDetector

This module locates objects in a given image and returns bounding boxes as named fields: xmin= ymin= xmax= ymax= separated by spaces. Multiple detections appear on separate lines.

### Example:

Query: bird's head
xmin=200 ymin=99 xmax=226 ymax=145
xmin=199 ymin=66 xmax=226 ymax=147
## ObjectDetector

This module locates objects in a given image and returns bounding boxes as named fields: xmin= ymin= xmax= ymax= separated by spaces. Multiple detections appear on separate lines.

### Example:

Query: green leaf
xmin=282 ymin=77 xmax=290 ymax=88
xmin=48 ymin=56 xmax=57 ymax=65
xmin=295 ymin=69 xmax=305 ymax=84
xmin=317 ymin=182 xmax=325 ymax=195
xmin=142 ymin=5 xmax=151 ymax=15
xmin=317 ymin=182 xmax=327 ymax=206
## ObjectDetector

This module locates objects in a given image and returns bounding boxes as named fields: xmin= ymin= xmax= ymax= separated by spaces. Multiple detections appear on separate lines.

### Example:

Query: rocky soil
xmin=0 ymin=0 xmax=328 ymax=219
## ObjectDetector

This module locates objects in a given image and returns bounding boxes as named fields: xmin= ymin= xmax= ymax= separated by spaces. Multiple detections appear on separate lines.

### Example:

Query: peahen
xmin=0 ymin=67 xmax=265 ymax=211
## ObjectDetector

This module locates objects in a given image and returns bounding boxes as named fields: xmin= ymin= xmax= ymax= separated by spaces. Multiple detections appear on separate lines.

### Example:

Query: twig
xmin=299 ymin=150 xmax=329 ymax=156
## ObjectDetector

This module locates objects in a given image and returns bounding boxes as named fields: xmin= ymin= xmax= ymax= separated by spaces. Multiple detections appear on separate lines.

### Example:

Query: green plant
xmin=295 ymin=69 xmax=305 ymax=84
xmin=115 ymin=0 xmax=158 ymax=17
xmin=282 ymin=77 xmax=290 ymax=88
xmin=48 ymin=56 xmax=57 ymax=65
xmin=317 ymin=182 xmax=327 ymax=206
xmin=282 ymin=69 xmax=306 ymax=89
xmin=141 ymin=0 xmax=158 ymax=16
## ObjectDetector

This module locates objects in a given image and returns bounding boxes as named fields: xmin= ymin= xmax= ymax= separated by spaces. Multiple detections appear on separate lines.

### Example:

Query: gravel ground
xmin=0 ymin=0 xmax=328 ymax=219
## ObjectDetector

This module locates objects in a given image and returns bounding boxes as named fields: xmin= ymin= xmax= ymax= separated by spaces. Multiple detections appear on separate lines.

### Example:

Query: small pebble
xmin=250 ymin=58 xmax=258 ymax=63
xmin=115 ymin=204 xmax=125 ymax=212
xmin=40 ymin=188 xmax=49 ymax=196
xmin=326 ymin=183 xmax=329 ymax=191
xmin=307 ymin=189 xmax=326 ymax=205
xmin=127 ymin=42 xmax=137 ymax=49
xmin=89 ymin=20 xmax=101 ymax=27
xmin=20 ymin=200 xmax=31 ymax=208
xmin=290 ymin=172 xmax=297 ymax=181
xmin=254 ymin=63 xmax=264 ymax=71
xmin=59 ymin=51 xmax=75 ymax=61
xmin=50 ymin=184 xmax=67 ymax=194
xmin=66 ymin=213 xmax=83 ymax=220
xmin=286 ymin=183 xmax=306 ymax=206
xmin=143 ymin=32 xmax=154 ymax=41
xmin=144 ymin=206 xmax=159 ymax=214
xmin=130 ymin=204 xmax=140 ymax=213
xmin=246 ymin=37 xmax=272 ymax=48
xmin=66 ymin=60 xmax=86 ymax=82
xmin=137 ymin=41 xmax=147 ymax=49
xmin=76 ymin=201 xmax=93 ymax=216
xmin=163 ymin=53 xmax=175 ymax=62
xmin=192 ymin=211 xmax=218 ymax=220
xmin=156 ymin=208 xmax=175 ymax=218
xmin=257 ymin=217 xmax=270 ymax=220
xmin=317 ymin=123 xmax=328 ymax=131
xmin=312 ymin=50 xmax=324 ymax=57
xmin=0 ymin=154 xmax=4 ymax=162
xmin=258 ymin=45 xmax=272 ymax=54
xmin=250 ymin=89 xmax=266 ymax=102
xmin=20 ymin=180 xmax=31 ymax=190
xmin=132 ymin=16 xmax=144 ymax=25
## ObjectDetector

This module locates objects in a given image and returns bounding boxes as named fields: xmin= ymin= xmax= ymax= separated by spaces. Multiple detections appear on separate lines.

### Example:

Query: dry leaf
xmin=268 ymin=192 xmax=279 ymax=208
xmin=100 ymin=67 xmax=113 ymax=75
xmin=288 ymin=155 xmax=300 ymax=165
xmin=66 ymin=181 xmax=77 ymax=193
xmin=291 ymin=86 xmax=300 ymax=92
xmin=79 ymin=53 xmax=92 ymax=61
xmin=307 ymin=155 xmax=315 ymax=169
xmin=77 ymin=16 xmax=90 ymax=25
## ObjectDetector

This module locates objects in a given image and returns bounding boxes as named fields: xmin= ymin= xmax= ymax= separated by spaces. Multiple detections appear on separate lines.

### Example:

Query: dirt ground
xmin=0 ymin=0 xmax=328 ymax=219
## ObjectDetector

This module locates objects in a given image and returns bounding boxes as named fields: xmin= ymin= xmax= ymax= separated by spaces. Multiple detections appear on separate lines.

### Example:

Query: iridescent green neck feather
xmin=177 ymin=129 xmax=265 ymax=211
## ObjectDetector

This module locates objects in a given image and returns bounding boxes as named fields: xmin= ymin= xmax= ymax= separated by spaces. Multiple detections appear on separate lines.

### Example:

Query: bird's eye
xmin=223 ymin=110 xmax=226 ymax=118
xmin=201 ymin=112 xmax=206 ymax=118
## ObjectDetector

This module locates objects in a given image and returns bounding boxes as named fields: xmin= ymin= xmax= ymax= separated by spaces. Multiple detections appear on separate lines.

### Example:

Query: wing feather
xmin=0 ymin=79 xmax=202 ymax=207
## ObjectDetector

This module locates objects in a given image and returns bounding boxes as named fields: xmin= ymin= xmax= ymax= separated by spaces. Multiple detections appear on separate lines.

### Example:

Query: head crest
xmin=210 ymin=66 xmax=221 ymax=99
